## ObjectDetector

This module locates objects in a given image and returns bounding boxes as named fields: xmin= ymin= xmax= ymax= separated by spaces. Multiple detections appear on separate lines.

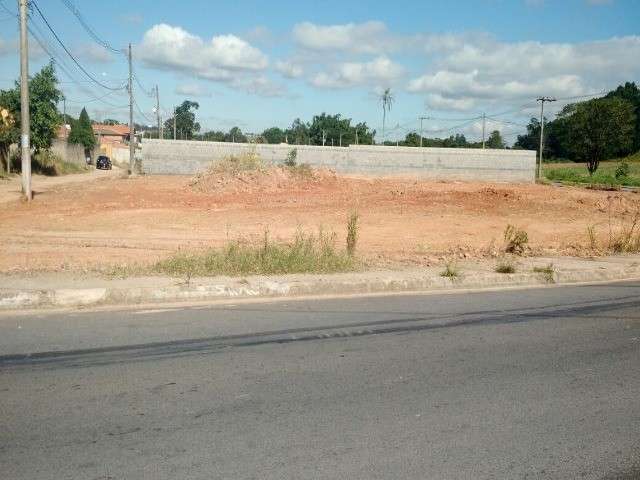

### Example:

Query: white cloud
xmin=310 ymin=56 xmax=404 ymax=89
xmin=408 ymin=35 xmax=640 ymax=110
xmin=292 ymin=21 xmax=396 ymax=54
xmin=138 ymin=24 xmax=275 ymax=95
xmin=175 ymin=83 xmax=211 ymax=97
xmin=275 ymin=60 xmax=304 ymax=78
xmin=75 ymin=43 xmax=114 ymax=64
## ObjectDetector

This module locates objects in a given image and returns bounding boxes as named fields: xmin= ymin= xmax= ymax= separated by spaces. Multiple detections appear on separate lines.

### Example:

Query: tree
xmin=102 ymin=118 xmax=120 ymax=125
xmin=0 ymin=90 xmax=18 ymax=173
xmin=26 ymin=63 xmax=62 ymax=152
xmin=262 ymin=127 xmax=286 ymax=144
xmin=560 ymin=97 xmax=635 ymax=174
xmin=226 ymin=126 xmax=247 ymax=143
xmin=68 ymin=108 xmax=95 ymax=156
xmin=486 ymin=130 xmax=505 ymax=149
xmin=380 ymin=88 xmax=394 ymax=144
xmin=196 ymin=130 xmax=226 ymax=142
xmin=285 ymin=118 xmax=310 ymax=145
xmin=0 ymin=63 xmax=61 ymax=170
xmin=606 ymin=82 xmax=640 ymax=152
xmin=164 ymin=100 xmax=200 ymax=139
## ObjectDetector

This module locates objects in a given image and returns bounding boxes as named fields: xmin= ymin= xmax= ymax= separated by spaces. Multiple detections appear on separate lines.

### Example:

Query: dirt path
xmin=0 ymin=170 xmax=637 ymax=273
xmin=0 ymin=167 xmax=123 ymax=204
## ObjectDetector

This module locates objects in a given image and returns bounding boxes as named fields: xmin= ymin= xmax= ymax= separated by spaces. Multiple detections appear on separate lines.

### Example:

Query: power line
xmin=27 ymin=16 xmax=126 ymax=108
xmin=133 ymin=98 xmax=153 ymax=124
xmin=58 ymin=0 xmax=123 ymax=54
xmin=30 ymin=1 xmax=125 ymax=91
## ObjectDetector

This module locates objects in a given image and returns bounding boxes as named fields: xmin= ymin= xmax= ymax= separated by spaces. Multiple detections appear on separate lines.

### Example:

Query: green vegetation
xmin=544 ymin=153 xmax=640 ymax=187
xmin=68 ymin=107 xmax=96 ymax=155
xmin=495 ymin=258 xmax=516 ymax=274
xmin=346 ymin=211 xmax=359 ymax=257
xmin=164 ymin=100 xmax=200 ymax=140
xmin=440 ymin=262 xmax=459 ymax=280
xmin=517 ymin=82 xmax=639 ymax=174
xmin=154 ymin=230 xmax=356 ymax=277
xmin=504 ymin=225 xmax=529 ymax=255
xmin=1 ymin=62 xmax=62 ymax=172
xmin=214 ymin=151 xmax=263 ymax=174
xmin=533 ymin=264 xmax=556 ymax=283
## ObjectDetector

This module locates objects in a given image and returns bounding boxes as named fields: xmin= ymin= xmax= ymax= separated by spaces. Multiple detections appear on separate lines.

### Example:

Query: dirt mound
xmin=189 ymin=164 xmax=341 ymax=194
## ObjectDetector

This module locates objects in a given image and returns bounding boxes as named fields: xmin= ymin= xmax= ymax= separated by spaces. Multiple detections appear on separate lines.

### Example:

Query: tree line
xmin=515 ymin=82 xmax=639 ymax=173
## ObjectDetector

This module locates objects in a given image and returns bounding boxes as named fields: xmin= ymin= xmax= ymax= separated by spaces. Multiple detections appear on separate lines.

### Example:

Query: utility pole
xmin=419 ymin=116 xmax=428 ymax=148
xmin=339 ymin=132 xmax=343 ymax=147
xmin=127 ymin=43 xmax=135 ymax=175
xmin=19 ymin=0 xmax=31 ymax=200
xmin=173 ymin=106 xmax=177 ymax=140
xmin=536 ymin=96 xmax=556 ymax=179
xmin=481 ymin=113 xmax=486 ymax=149
xmin=355 ymin=130 xmax=359 ymax=145
xmin=155 ymin=85 xmax=160 ymax=139
xmin=322 ymin=130 xmax=326 ymax=146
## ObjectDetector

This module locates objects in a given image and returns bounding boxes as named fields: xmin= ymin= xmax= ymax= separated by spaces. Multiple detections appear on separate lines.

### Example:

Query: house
xmin=92 ymin=123 xmax=131 ymax=146
xmin=93 ymin=124 xmax=134 ymax=162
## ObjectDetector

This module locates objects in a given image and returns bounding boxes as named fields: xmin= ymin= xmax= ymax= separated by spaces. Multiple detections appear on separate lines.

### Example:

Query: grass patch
xmin=214 ymin=151 xmax=263 ymax=174
xmin=154 ymin=230 xmax=357 ymax=277
xmin=10 ymin=150 xmax=86 ymax=176
xmin=533 ymin=263 xmax=555 ymax=283
xmin=495 ymin=258 xmax=516 ymax=274
xmin=544 ymin=153 xmax=640 ymax=188
xmin=440 ymin=262 xmax=459 ymax=280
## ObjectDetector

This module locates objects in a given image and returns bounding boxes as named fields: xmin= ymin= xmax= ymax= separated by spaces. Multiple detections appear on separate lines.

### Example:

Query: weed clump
xmin=504 ymin=224 xmax=529 ymax=255
xmin=346 ymin=211 xmax=359 ymax=256
xmin=533 ymin=264 xmax=555 ymax=283
xmin=154 ymin=229 xmax=357 ymax=277
xmin=495 ymin=258 xmax=516 ymax=274
xmin=440 ymin=262 xmax=459 ymax=280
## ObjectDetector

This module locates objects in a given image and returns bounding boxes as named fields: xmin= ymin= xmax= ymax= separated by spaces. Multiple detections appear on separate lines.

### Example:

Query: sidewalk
xmin=1 ymin=255 xmax=639 ymax=311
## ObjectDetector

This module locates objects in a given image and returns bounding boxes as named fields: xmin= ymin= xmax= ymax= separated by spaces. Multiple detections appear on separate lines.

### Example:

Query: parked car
xmin=96 ymin=155 xmax=112 ymax=170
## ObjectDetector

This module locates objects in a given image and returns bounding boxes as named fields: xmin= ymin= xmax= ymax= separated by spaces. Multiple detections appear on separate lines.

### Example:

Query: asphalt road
xmin=1 ymin=282 xmax=640 ymax=479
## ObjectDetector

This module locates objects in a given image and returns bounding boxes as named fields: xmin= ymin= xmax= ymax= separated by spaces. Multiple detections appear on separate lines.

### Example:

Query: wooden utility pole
xmin=19 ymin=0 xmax=31 ymax=200
xmin=155 ymin=85 xmax=161 ymax=139
xmin=537 ymin=96 xmax=556 ymax=179
xmin=481 ymin=113 xmax=486 ymax=149
xmin=128 ymin=43 xmax=135 ymax=175
xmin=173 ymin=106 xmax=177 ymax=140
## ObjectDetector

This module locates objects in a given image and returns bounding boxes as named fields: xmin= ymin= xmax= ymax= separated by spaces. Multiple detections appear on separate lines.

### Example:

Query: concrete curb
xmin=1 ymin=262 xmax=640 ymax=311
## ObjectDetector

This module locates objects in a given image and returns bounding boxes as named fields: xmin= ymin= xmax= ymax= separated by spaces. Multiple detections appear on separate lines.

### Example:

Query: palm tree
xmin=380 ymin=88 xmax=394 ymax=144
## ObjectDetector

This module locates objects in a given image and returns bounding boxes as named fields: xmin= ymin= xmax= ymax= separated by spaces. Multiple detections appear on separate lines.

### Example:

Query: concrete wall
xmin=51 ymin=139 xmax=90 ymax=166
xmin=141 ymin=139 xmax=537 ymax=183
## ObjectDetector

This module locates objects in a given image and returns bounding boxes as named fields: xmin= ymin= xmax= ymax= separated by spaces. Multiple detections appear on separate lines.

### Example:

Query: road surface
xmin=1 ymin=283 xmax=639 ymax=479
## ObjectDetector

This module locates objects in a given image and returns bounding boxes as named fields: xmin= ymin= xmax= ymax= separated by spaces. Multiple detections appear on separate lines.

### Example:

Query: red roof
xmin=92 ymin=124 xmax=131 ymax=136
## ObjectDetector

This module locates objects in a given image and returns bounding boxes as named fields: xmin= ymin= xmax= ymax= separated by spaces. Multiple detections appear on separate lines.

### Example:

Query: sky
xmin=0 ymin=0 xmax=638 ymax=144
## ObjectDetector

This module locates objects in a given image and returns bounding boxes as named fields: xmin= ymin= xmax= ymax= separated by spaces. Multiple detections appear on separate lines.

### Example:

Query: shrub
xmin=346 ymin=211 xmax=359 ymax=256
xmin=284 ymin=148 xmax=298 ymax=167
xmin=495 ymin=258 xmax=516 ymax=274
xmin=615 ymin=159 xmax=630 ymax=180
xmin=533 ymin=264 xmax=555 ymax=283
xmin=504 ymin=224 xmax=529 ymax=255
xmin=215 ymin=151 xmax=262 ymax=174
xmin=440 ymin=262 xmax=459 ymax=280
xmin=10 ymin=150 xmax=85 ymax=176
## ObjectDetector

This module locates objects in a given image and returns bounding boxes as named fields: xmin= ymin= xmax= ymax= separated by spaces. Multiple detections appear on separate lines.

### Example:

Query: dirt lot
xmin=0 ymin=167 xmax=638 ymax=273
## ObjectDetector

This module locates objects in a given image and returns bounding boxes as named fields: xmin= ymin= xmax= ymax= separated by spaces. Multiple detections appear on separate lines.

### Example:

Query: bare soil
xmin=0 ymin=167 xmax=638 ymax=274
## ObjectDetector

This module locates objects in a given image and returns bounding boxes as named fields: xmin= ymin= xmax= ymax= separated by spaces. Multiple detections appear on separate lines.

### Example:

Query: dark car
xmin=96 ymin=155 xmax=112 ymax=170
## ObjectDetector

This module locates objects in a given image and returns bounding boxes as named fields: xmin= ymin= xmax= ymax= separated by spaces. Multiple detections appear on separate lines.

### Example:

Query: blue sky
xmin=0 ymin=0 xmax=638 ymax=143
